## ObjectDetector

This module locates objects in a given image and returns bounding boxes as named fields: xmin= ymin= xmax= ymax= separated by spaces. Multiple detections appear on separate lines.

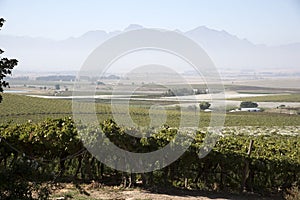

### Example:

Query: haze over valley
xmin=1 ymin=24 xmax=300 ymax=75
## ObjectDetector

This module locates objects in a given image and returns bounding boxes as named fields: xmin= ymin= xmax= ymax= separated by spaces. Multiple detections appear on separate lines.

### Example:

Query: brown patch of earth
xmin=50 ymin=183 xmax=282 ymax=200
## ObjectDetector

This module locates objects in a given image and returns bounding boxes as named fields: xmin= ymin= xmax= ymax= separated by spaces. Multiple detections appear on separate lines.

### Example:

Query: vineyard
xmin=0 ymin=117 xmax=299 ymax=199
xmin=0 ymin=93 xmax=300 ymax=199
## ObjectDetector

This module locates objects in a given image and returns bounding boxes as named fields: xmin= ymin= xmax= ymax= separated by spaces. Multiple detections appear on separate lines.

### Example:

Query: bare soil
xmin=50 ymin=183 xmax=283 ymax=200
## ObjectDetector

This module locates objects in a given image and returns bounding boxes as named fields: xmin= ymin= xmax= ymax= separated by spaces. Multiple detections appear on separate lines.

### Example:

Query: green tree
xmin=54 ymin=84 xmax=60 ymax=90
xmin=164 ymin=89 xmax=175 ymax=96
xmin=0 ymin=18 xmax=18 ymax=103
xmin=240 ymin=101 xmax=258 ymax=108
xmin=199 ymin=101 xmax=211 ymax=110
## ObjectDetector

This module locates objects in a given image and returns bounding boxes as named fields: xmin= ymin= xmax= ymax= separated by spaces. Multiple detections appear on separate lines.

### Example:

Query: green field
xmin=228 ymin=93 xmax=300 ymax=102
xmin=225 ymin=84 xmax=300 ymax=94
xmin=1 ymin=93 xmax=300 ymax=127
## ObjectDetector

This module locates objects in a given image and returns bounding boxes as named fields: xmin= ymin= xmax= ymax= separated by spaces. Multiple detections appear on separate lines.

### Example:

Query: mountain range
xmin=0 ymin=24 xmax=299 ymax=72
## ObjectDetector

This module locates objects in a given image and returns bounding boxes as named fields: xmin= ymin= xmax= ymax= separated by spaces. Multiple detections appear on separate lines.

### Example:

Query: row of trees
xmin=164 ymin=88 xmax=208 ymax=97
xmin=198 ymin=101 xmax=258 ymax=111
xmin=240 ymin=101 xmax=258 ymax=108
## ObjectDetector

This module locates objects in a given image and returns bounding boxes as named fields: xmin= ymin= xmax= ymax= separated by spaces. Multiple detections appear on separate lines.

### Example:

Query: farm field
xmin=225 ymin=78 xmax=300 ymax=90
xmin=1 ymin=93 xmax=300 ymax=127
xmin=228 ymin=93 xmax=300 ymax=102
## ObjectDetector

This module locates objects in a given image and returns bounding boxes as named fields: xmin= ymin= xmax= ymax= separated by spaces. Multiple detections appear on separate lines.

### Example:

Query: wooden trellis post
xmin=241 ymin=139 xmax=254 ymax=192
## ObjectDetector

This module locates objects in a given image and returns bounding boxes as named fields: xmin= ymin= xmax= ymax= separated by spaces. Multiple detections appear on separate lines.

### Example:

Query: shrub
xmin=285 ymin=185 xmax=300 ymax=200
xmin=199 ymin=101 xmax=211 ymax=110
xmin=0 ymin=158 xmax=51 ymax=200
xmin=240 ymin=101 xmax=258 ymax=108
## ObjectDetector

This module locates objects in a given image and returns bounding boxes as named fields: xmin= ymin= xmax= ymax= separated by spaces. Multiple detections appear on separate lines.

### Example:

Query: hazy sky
xmin=1 ymin=0 xmax=300 ymax=45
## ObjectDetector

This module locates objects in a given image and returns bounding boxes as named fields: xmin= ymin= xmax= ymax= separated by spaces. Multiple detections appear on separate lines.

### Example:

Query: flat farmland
xmin=1 ymin=93 xmax=300 ymax=127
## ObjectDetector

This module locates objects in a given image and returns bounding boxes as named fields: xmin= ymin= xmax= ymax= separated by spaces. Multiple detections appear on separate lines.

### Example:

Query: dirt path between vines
xmin=51 ymin=183 xmax=282 ymax=200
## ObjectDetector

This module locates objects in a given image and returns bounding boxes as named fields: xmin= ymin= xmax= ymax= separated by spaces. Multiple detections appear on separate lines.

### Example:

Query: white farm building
xmin=240 ymin=108 xmax=261 ymax=112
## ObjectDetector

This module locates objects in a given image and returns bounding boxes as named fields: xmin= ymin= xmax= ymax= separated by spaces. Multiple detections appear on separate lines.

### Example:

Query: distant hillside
xmin=0 ymin=25 xmax=299 ymax=71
